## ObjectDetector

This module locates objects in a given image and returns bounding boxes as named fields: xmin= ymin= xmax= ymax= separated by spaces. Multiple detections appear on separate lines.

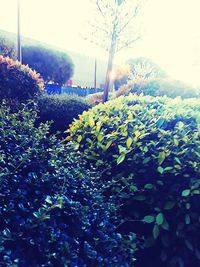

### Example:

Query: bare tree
xmin=88 ymin=0 xmax=146 ymax=102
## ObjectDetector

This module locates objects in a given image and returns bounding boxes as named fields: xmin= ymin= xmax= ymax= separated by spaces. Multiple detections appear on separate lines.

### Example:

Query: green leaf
xmin=164 ymin=166 xmax=173 ymax=171
xmin=185 ymin=214 xmax=190 ymax=225
xmin=105 ymin=141 xmax=112 ymax=150
xmin=133 ymin=195 xmax=146 ymax=201
xmin=182 ymin=189 xmax=190 ymax=197
xmin=157 ymin=166 xmax=164 ymax=174
xmin=144 ymin=183 xmax=154 ymax=190
xmin=77 ymin=135 xmax=82 ymax=143
xmin=174 ymin=139 xmax=179 ymax=146
xmin=118 ymin=145 xmax=127 ymax=154
xmin=117 ymin=153 xmax=125 ymax=165
xmin=161 ymin=220 xmax=169 ymax=231
xmin=143 ymin=215 xmax=155 ymax=224
xmin=185 ymin=240 xmax=193 ymax=251
xmin=126 ymin=137 xmax=133 ymax=148
xmin=143 ymin=157 xmax=150 ymax=164
xmin=156 ymin=213 xmax=164 ymax=225
xmin=89 ymin=116 xmax=95 ymax=127
xmin=158 ymin=151 xmax=166 ymax=165
xmin=164 ymin=201 xmax=175 ymax=210
xmin=175 ymin=157 xmax=181 ymax=164
xmin=153 ymin=224 xmax=160 ymax=239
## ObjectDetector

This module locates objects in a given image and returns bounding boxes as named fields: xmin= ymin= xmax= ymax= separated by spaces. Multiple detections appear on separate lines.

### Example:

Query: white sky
xmin=0 ymin=0 xmax=200 ymax=86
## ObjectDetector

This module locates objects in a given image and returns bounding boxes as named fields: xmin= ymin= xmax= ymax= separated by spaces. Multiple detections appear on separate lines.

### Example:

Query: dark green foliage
xmin=117 ymin=78 xmax=199 ymax=99
xmin=132 ymin=78 xmax=199 ymax=98
xmin=37 ymin=94 xmax=91 ymax=136
xmin=22 ymin=46 xmax=74 ymax=85
xmin=0 ymin=35 xmax=17 ymax=59
xmin=0 ymin=102 xmax=136 ymax=266
xmin=0 ymin=55 xmax=44 ymax=102
xmin=67 ymin=95 xmax=200 ymax=267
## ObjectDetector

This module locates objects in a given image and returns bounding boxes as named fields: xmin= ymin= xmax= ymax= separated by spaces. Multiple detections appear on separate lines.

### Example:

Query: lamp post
xmin=17 ymin=0 xmax=22 ymax=62
xmin=94 ymin=57 xmax=97 ymax=91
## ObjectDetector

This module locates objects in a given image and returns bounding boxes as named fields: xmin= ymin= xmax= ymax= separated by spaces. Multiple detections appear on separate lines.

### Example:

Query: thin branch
xmin=117 ymin=4 xmax=141 ymax=35
xmin=116 ymin=36 xmax=141 ymax=52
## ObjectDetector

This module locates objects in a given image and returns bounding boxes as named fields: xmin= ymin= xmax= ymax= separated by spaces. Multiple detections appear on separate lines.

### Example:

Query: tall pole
xmin=94 ymin=58 xmax=97 ymax=91
xmin=17 ymin=0 xmax=22 ymax=62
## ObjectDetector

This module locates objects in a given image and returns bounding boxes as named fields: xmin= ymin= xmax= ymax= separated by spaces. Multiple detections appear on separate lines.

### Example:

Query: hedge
xmin=36 ymin=94 xmax=91 ymax=136
xmin=116 ymin=78 xmax=199 ymax=99
xmin=0 ymin=101 xmax=137 ymax=267
xmin=67 ymin=94 xmax=200 ymax=267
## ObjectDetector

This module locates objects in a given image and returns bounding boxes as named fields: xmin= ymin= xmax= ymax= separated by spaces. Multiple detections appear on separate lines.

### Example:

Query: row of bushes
xmin=0 ymin=55 xmax=91 ymax=136
xmin=116 ymin=78 xmax=199 ymax=99
xmin=67 ymin=94 xmax=200 ymax=266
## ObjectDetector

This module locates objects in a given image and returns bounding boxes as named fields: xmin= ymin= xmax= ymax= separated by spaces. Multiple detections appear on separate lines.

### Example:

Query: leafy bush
xmin=0 ymin=55 xmax=44 ymax=102
xmin=0 ymin=102 xmax=136 ymax=266
xmin=22 ymin=46 xmax=74 ymax=85
xmin=67 ymin=95 xmax=200 ymax=267
xmin=116 ymin=78 xmax=199 ymax=99
xmin=37 ymin=94 xmax=91 ymax=136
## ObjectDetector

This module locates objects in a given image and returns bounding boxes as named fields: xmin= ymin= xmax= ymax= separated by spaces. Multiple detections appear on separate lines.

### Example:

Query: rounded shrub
xmin=37 ymin=94 xmax=91 ymax=136
xmin=67 ymin=95 xmax=200 ymax=267
xmin=0 ymin=102 xmax=136 ymax=267
xmin=0 ymin=55 xmax=44 ymax=102
xmin=116 ymin=78 xmax=199 ymax=99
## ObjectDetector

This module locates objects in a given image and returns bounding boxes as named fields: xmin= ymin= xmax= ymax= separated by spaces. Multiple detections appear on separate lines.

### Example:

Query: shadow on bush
xmin=36 ymin=94 xmax=91 ymax=137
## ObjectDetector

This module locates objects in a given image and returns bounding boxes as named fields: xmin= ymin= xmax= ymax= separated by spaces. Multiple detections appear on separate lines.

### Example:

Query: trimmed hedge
xmin=0 ymin=55 xmax=44 ymax=102
xmin=0 ymin=102 xmax=136 ymax=266
xmin=67 ymin=95 xmax=200 ymax=267
xmin=37 ymin=94 xmax=91 ymax=136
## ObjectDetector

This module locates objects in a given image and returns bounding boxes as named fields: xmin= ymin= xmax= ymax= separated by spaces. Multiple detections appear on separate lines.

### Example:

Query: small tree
xmin=0 ymin=35 xmax=17 ymax=59
xmin=22 ymin=46 xmax=74 ymax=86
xmin=127 ymin=57 xmax=167 ymax=80
xmin=88 ymin=0 xmax=146 ymax=102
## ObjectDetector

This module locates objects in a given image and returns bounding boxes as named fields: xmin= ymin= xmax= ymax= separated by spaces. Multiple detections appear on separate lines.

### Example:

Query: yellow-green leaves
xmin=158 ymin=151 xmax=166 ymax=165
xmin=126 ymin=137 xmax=133 ymax=148
xmin=117 ymin=153 xmax=126 ymax=165
xmin=89 ymin=116 xmax=95 ymax=128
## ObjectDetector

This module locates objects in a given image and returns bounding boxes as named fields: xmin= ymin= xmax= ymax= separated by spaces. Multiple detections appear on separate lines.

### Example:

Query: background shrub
xmin=22 ymin=45 xmax=74 ymax=86
xmin=0 ymin=55 xmax=44 ymax=102
xmin=0 ymin=35 xmax=17 ymax=59
xmin=67 ymin=95 xmax=200 ymax=267
xmin=0 ymin=102 xmax=137 ymax=267
xmin=116 ymin=78 xmax=199 ymax=99
xmin=37 ymin=94 xmax=91 ymax=136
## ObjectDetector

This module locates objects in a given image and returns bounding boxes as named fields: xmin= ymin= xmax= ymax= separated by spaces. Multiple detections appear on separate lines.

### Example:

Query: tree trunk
xmin=103 ymin=39 xmax=116 ymax=103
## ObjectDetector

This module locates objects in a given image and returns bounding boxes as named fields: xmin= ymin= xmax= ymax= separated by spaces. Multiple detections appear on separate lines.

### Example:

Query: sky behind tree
xmin=0 ymin=0 xmax=200 ymax=85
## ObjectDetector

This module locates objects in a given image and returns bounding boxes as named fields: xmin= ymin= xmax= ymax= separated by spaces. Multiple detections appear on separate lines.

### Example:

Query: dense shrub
xmin=0 ymin=102 xmax=136 ymax=266
xmin=67 ymin=95 xmax=200 ymax=267
xmin=116 ymin=78 xmax=199 ymax=99
xmin=0 ymin=55 xmax=44 ymax=102
xmin=37 ymin=94 xmax=91 ymax=136
xmin=22 ymin=46 xmax=74 ymax=86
